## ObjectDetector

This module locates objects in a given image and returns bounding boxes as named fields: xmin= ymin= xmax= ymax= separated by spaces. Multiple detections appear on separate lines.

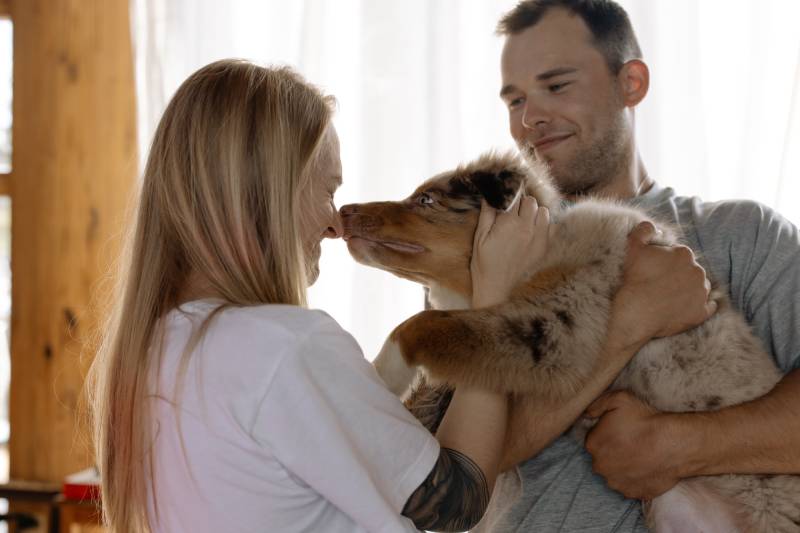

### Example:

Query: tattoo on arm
xmin=401 ymin=447 xmax=490 ymax=532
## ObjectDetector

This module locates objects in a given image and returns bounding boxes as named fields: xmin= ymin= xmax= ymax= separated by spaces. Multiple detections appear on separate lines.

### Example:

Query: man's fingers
xmin=586 ymin=390 xmax=632 ymax=418
xmin=585 ymin=390 xmax=627 ymax=418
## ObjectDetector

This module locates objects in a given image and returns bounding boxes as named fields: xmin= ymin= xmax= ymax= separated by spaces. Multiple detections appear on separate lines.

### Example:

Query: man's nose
xmin=521 ymin=99 xmax=550 ymax=130
xmin=323 ymin=211 xmax=344 ymax=239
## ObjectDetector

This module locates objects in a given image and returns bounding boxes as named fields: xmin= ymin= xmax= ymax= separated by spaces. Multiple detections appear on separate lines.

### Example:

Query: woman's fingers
xmin=471 ymin=193 xmax=552 ymax=308
xmin=535 ymin=205 xmax=550 ymax=227
xmin=496 ymin=194 xmax=537 ymax=233
xmin=474 ymin=199 xmax=497 ymax=243
xmin=479 ymin=194 xmax=546 ymax=241
xmin=508 ymin=190 xmax=523 ymax=216
xmin=518 ymin=195 xmax=539 ymax=221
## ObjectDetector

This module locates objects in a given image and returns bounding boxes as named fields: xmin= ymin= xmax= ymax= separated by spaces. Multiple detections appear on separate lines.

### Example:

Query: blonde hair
xmin=87 ymin=59 xmax=333 ymax=532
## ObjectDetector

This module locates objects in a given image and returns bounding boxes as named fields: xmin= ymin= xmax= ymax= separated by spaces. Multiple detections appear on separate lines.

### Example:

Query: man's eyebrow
xmin=499 ymin=84 xmax=518 ymax=98
xmin=499 ymin=67 xmax=578 ymax=97
xmin=536 ymin=67 xmax=578 ymax=81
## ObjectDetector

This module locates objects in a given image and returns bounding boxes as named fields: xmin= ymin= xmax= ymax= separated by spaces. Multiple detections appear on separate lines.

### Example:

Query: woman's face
xmin=301 ymin=125 xmax=344 ymax=285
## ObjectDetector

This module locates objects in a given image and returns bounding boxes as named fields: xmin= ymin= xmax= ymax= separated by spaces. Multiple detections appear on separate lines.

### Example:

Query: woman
xmin=88 ymin=59 xmax=551 ymax=533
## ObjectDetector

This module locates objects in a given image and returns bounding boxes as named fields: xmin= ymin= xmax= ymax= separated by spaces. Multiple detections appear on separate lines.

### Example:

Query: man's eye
xmin=508 ymin=97 xmax=525 ymax=109
xmin=549 ymin=82 xmax=570 ymax=93
xmin=418 ymin=194 xmax=435 ymax=205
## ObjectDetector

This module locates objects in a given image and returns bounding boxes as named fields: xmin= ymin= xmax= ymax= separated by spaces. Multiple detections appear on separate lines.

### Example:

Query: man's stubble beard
xmin=521 ymin=110 xmax=631 ymax=198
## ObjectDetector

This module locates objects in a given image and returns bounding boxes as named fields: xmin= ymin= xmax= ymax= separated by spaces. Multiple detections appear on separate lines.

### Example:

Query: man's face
xmin=500 ymin=8 xmax=631 ymax=195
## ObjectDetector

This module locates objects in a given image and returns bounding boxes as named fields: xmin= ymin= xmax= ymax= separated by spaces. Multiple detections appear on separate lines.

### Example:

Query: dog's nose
xmin=340 ymin=204 xmax=359 ymax=216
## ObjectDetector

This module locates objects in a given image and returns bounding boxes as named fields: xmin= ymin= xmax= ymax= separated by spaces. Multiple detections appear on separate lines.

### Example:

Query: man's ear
xmin=469 ymin=170 xmax=523 ymax=210
xmin=618 ymin=59 xmax=649 ymax=108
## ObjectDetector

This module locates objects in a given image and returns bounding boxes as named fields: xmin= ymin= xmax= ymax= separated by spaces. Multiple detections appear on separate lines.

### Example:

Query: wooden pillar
xmin=10 ymin=0 xmax=137 ymax=482
xmin=1 ymin=0 xmax=10 ymax=193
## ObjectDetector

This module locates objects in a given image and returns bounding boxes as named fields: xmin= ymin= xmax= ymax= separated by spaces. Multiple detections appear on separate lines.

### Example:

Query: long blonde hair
xmin=87 ymin=59 xmax=333 ymax=532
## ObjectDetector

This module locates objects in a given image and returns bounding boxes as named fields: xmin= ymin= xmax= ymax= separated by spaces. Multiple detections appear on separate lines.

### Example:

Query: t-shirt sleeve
xmin=693 ymin=199 xmax=800 ymax=373
xmin=251 ymin=311 xmax=439 ymax=532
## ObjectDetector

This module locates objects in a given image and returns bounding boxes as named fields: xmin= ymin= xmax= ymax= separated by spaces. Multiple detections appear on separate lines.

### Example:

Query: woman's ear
xmin=618 ymin=59 xmax=650 ymax=108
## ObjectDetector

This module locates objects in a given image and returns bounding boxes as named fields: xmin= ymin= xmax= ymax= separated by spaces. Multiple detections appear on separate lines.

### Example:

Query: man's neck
xmin=566 ymin=153 xmax=652 ymax=202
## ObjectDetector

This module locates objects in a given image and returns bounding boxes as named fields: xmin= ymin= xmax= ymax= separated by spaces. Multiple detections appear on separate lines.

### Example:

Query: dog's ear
xmin=469 ymin=170 xmax=524 ymax=210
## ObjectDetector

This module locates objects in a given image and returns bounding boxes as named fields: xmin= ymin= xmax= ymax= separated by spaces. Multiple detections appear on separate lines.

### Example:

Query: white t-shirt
xmin=146 ymin=301 xmax=439 ymax=532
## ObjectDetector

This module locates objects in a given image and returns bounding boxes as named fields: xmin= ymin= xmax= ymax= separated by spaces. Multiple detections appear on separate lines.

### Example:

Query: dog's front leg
xmin=373 ymin=333 xmax=419 ymax=397
xmin=386 ymin=303 xmax=600 ymax=398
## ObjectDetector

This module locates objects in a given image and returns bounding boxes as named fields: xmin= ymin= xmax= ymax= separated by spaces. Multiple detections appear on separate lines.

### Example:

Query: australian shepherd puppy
xmin=340 ymin=151 xmax=800 ymax=533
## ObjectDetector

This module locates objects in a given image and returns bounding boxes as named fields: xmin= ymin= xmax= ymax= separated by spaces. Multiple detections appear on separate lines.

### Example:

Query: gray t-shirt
xmin=484 ymin=183 xmax=800 ymax=532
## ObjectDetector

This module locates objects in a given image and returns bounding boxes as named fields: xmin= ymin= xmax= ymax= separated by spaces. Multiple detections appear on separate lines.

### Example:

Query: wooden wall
xmin=9 ymin=0 xmax=137 ymax=482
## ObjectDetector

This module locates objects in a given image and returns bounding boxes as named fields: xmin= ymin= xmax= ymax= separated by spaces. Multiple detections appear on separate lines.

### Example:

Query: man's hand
xmin=584 ymin=391 xmax=684 ymax=500
xmin=580 ymin=223 xmax=720 ymax=499
xmin=499 ymin=221 xmax=719 ymax=470
xmin=611 ymin=222 xmax=717 ymax=350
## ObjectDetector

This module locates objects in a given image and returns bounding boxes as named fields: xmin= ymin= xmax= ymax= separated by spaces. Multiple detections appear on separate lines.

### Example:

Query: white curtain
xmin=620 ymin=0 xmax=800 ymax=214
xmin=131 ymin=0 xmax=800 ymax=360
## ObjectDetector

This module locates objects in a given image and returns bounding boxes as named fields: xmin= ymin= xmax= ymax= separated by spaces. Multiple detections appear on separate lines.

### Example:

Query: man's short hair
xmin=497 ymin=0 xmax=642 ymax=75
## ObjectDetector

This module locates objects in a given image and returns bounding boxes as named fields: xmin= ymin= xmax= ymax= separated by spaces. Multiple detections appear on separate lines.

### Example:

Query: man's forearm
xmin=672 ymin=368 xmax=800 ymax=478
xmin=500 ymin=327 xmax=644 ymax=471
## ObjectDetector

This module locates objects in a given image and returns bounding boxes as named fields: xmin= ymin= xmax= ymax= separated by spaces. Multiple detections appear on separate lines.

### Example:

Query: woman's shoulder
xmin=160 ymin=302 xmax=362 ymax=398
xmin=168 ymin=300 xmax=352 ymax=358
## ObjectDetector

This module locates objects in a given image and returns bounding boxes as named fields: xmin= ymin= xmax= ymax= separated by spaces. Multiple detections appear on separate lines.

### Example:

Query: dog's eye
xmin=418 ymin=194 xmax=435 ymax=206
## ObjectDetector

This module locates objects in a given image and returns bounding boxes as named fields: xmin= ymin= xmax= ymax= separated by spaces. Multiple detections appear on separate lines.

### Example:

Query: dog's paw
xmin=373 ymin=337 xmax=417 ymax=398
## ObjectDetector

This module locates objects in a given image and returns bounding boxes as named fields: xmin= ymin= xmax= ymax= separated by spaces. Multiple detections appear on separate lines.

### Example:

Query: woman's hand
xmin=470 ymin=195 xmax=550 ymax=308
xmin=610 ymin=221 xmax=717 ymax=353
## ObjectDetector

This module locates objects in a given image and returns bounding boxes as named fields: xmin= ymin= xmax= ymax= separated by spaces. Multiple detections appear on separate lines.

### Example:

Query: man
xmin=483 ymin=0 xmax=800 ymax=530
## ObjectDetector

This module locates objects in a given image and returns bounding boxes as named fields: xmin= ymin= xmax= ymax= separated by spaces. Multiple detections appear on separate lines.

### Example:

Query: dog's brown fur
xmin=341 ymin=151 xmax=800 ymax=532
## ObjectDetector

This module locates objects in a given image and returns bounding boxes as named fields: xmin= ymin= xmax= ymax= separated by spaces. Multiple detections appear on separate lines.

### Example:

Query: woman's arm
xmin=401 ymin=196 xmax=548 ymax=531
xmin=402 ymin=387 xmax=507 ymax=531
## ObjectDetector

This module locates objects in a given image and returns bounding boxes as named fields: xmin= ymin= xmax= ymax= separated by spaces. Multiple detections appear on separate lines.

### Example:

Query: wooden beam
xmin=0 ymin=173 xmax=10 ymax=196
xmin=0 ymin=0 xmax=10 ymax=18
xmin=10 ymin=0 xmax=137 ymax=482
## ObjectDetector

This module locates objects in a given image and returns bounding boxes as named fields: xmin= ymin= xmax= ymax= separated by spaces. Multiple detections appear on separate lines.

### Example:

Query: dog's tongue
xmin=382 ymin=241 xmax=425 ymax=253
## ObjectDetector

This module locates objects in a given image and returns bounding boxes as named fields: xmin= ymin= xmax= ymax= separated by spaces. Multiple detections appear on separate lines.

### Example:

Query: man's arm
xmin=684 ymin=368 xmax=800 ymax=475
xmin=501 ymin=222 xmax=716 ymax=470
xmin=584 ymin=200 xmax=800 ymax=499
xmin=583 ymin=369 xmax=800 ymax=499
xmin=501 ymin=319 xmax=645 ymax=470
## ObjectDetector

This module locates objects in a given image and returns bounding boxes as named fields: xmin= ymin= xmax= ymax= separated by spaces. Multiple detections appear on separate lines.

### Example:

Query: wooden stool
xmin=55 ymin=495 xmax=103 ymax=533
xmin=0 ymin=480 xmax=60 ymax=533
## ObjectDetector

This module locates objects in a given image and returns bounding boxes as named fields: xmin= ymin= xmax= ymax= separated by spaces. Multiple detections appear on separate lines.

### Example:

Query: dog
xmin=340 ymin=151 xmax=800 ymax=532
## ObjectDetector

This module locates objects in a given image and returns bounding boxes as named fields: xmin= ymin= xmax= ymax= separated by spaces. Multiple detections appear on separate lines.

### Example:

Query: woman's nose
xmin=324 ymin=211 xmax=344 ymax=239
